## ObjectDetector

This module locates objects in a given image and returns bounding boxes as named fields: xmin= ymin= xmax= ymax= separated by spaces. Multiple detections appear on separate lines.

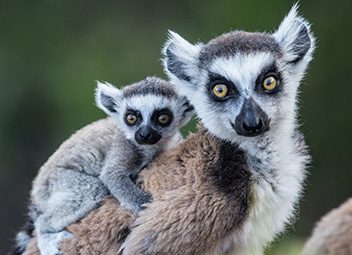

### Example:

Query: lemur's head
xmin=163 ymin=5 xmax=315 ymax=144
xmin=96 ymin=77 xmax=194 ymax=146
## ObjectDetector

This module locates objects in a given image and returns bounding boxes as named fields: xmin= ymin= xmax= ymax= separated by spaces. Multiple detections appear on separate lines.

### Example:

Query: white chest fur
xmin=215 ymin=133 xmax=308 ymax=255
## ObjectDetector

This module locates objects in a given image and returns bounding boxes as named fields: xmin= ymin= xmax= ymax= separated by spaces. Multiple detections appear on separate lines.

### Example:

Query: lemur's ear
xmin=175 ymin=95 xmax=195 ymax=127
xmin=163 ymin=30 xmax=203 ymax=83
xmin=95 ymin=81 xmax=122 ymax=116
xmin=273 ymin=4 xmax=315 ymax=66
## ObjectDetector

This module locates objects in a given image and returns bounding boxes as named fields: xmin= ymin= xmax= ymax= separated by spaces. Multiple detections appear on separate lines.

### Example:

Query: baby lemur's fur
xmin=23 ymin=77 xmax=193 ymax=255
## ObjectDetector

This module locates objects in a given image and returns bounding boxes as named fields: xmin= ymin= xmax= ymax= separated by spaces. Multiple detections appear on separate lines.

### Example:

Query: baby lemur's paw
xmin=122 ymin=192 xmax=152 ymax=214
xmin=138 ymin=192 xmax=153 ymax=210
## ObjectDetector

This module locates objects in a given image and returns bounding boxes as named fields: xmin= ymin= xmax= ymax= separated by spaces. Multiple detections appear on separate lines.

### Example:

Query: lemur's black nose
xmin=135 ymin=126 xmax=162 ymax=145
xmin=138 ymin=129 xmax=152 ymax=140
xmin=233 ymin=98 xmax=270 ymax=137
xmin=242 ymin=119 xmax=264 ymax=134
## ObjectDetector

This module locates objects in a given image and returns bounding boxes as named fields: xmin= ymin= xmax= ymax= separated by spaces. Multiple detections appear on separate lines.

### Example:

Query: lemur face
xmin=96 ymin=77 xmax=193 ymax=146
xmin=122 ymin=99 xmax=174 ymax=145
xmin=163 ymin=5 xmax=315 ymax=143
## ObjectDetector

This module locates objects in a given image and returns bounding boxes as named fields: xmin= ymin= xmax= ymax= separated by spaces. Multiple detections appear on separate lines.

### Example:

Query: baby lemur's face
xmin=96 ymin=77 xmax=194 ymax=146
xmin=120 ymin=97 xmax=177 ymax=145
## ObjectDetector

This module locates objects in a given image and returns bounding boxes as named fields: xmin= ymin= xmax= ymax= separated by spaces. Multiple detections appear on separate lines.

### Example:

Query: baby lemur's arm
xmin=100 ymin=135 xmax=152 ymax=214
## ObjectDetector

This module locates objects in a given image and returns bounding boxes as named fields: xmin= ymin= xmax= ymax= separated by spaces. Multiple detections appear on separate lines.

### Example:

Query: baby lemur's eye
xmin=126 ymin=114 xmax=138 ymax=125
xmin=158 ymin=113 xmax=171 ymax=126
xmin=152 ymin=109 xmax=173 ymax=127
xmin=212 ymin=84 xmax=229 ymax=99
xmin=262 ymin=76 xmax=278 ymax=91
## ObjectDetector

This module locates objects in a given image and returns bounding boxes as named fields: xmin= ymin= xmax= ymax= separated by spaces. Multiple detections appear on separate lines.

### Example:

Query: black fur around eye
xmin=257 ymin=73 xmax=281 ymax=94
xmin=207 ymin=74 xmax=236 ymax=101
xmin=256 ymin=63 xmax=282 ymax=95
xmin=152 ymin=109 xmax=173 ymax=127
xmin=124 ymin=110 xmax=142 ymax=126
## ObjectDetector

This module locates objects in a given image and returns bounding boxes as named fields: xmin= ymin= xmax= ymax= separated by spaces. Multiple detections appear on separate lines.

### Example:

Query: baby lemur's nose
xmin=135 ymin=126 xmax=162 ymax=145
xmin=138 ymin=129 xmax=152 ymax=140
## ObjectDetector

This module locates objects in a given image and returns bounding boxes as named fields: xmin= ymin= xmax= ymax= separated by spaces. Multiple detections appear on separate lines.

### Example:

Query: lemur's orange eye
xmin=126 ymin=114 xmax=138 ymax=125
xmin=212 ymin=84 xmax=228 ymax=98
xmin=262 ymin=76 xmax=277 ymax=91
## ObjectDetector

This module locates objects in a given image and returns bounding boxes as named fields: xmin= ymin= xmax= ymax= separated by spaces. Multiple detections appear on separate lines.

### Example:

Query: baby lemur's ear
xmin=176 ymin=95 xmax=195 ymax=127
xmin=95 ymin=81 xmax=122 ymax=116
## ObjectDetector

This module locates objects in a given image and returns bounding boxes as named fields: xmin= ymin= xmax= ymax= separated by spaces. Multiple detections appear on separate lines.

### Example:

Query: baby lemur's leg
xmin=35 ymin=169 xmax=108 ymax=254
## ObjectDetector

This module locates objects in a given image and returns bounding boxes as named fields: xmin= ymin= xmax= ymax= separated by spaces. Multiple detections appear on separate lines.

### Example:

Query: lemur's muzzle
xmin=135 ymin=126 xmax=161 ymax=145
xmin=233 ymin=98 xmax=270 ymax=137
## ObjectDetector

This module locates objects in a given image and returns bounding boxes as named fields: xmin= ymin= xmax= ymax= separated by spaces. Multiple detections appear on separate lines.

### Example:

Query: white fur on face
xmin=184 ymin=52 xmax=292 ymax=145
xmin=124 ymin=95 xmax=173 ymax=119
xmin=113 ymin=94 xmax=187 ymax=143
xmin=209 ymin=53 xmax=274 ymax=96
xmin=115 ymin=95 xmax=171 ymax=141
xmin=170 ymin=47 xmax=308 ymax=148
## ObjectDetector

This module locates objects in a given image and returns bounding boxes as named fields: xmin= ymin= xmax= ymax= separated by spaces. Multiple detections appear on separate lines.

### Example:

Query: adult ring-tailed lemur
xmin=121 ymin=5 xmax=315 ymax=254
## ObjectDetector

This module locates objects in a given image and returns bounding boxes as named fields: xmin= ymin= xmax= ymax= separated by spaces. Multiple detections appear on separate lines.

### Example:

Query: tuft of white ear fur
xmin=175 ymin=95 xmax=195 ymax=127
xmin=95 ymin=81 xmax=122 ymax=116
xmin=162 ymin=30 xmax=203 ymax=83
xmin=273 ymin=3 xmax=316 ymax=65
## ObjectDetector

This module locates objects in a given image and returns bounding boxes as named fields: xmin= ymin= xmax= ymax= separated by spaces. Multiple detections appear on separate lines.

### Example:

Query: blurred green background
xmin=1 ymin=0 xmax=351 ymax=254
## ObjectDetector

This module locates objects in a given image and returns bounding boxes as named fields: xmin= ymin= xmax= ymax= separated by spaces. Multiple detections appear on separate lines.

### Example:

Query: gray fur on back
xmin=32 ymin=118 xmax=115 ymax=205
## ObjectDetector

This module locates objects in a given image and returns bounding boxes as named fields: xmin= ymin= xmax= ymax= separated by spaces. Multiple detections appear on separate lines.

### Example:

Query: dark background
xmin=1 ymin=0 xmax=351 ymax=254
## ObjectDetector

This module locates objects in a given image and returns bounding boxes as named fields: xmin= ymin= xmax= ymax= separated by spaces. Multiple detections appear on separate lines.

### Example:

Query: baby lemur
xmin=28 ymin=77 xmax=194 ymax=255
